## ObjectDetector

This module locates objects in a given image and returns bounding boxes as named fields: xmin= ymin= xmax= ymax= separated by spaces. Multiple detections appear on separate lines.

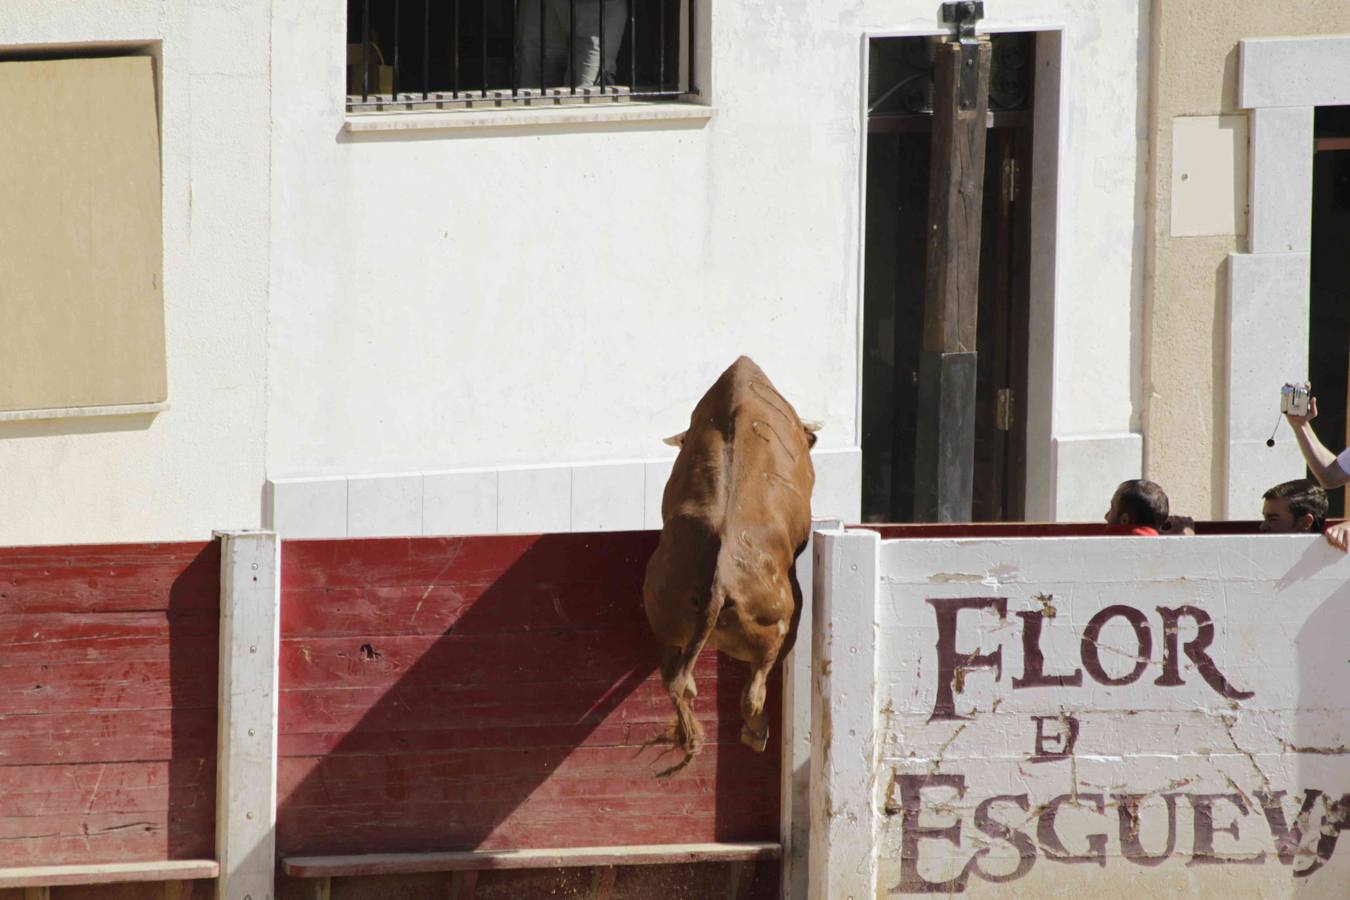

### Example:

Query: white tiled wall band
xmin=266 ymin=448 xmax=863 ymax=538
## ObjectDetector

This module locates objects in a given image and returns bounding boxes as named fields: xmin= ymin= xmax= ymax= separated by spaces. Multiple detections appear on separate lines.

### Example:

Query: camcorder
xmin=1281 ymin=383 xmax=1311 ymax=418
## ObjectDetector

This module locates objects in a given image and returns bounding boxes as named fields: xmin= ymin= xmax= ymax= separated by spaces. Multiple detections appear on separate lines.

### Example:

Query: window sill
xmin=344 ymin=101 xmax=714 ymax=133
xmin=0 ymin=401 xmax=169 ymax=423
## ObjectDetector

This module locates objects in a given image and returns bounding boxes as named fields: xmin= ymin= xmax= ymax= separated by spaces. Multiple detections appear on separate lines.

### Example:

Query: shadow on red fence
xmin=275 ymin=532 xmax=780 ymax=898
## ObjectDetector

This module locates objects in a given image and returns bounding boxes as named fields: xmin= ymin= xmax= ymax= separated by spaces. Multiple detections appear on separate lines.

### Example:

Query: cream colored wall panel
xmin=0 ymin=55 xmax=165 ymax=412
xmin=1170 ymin=115 xmax=1248 ymax=237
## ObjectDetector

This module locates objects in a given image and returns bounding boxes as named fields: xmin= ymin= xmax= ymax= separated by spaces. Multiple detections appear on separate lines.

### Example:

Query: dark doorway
xmin=1310 ymin=106 xmax=1350 ymax=518
xmin=861 ymin=33 xmax=1035 ymax=523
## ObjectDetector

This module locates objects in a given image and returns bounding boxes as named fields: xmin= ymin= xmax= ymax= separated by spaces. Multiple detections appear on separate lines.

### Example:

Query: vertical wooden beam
xmin=591 ymin=865 xmax=616 ymax=900
xmin=302 ymin=878 xmax=330 ymax=900
xmin=780 ymin=518 xmax=841 ymax=900
xmin=915 ymin=35 xmax=993 ymax=522
xmin=808 ymin=529 xmax=880 ymax=900
xmin=215 ymin=530 xmax=281 ymax=900
xmin=23 ymin=888 xmax=51 ymax=900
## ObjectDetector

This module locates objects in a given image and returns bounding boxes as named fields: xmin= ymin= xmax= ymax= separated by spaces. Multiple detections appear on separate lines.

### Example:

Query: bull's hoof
xmin=741 ymin=724 xmax=769 ymax=753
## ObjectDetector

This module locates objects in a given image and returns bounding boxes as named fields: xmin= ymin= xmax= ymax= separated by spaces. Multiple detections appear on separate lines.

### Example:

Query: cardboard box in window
xmin=346 ymin=42 xmax=393 ymax=96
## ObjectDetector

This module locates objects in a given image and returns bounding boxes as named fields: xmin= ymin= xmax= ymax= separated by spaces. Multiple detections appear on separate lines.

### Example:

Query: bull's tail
xmin=656 ymin=583 xmax=727 ymax=778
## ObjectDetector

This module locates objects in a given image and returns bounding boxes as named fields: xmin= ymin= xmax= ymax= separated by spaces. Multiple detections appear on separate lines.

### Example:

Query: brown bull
xmin=643 ymin=356 xmax=816 ymax=777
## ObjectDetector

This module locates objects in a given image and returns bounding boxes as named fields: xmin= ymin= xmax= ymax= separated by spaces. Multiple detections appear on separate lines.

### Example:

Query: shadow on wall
xmin=1293 ymin=551 xmax=1350 ymax=882
xmin=273 ymin=533 xmax=780 ymax=899
xmin=0 ymin=541 xmax=220 ymax=900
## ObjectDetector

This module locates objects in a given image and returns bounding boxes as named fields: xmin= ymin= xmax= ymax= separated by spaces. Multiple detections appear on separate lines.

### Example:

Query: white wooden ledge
xmin=0 ymin=859 xmax=219 ymax=889
xmin=284 ymin=842 xmax=781 ymax=878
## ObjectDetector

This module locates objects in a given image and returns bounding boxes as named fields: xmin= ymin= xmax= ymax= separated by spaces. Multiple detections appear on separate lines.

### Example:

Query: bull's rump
xmin=643 ymin=357 xmax=814 ymax=648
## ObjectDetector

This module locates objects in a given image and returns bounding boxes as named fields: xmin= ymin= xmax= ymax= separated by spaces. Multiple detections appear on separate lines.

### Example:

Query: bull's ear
xmin=662 ymin=431 xmax=687 ymax=447
xmin=802 ymin=420 xmax=822 ymax=449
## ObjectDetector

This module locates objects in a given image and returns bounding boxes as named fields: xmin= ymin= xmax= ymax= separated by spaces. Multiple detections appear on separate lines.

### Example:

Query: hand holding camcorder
xmin=1269 ymin=383 xmax=1313 ymax=447
xmin=1281 ymin=383 xmax=1311 ymax=418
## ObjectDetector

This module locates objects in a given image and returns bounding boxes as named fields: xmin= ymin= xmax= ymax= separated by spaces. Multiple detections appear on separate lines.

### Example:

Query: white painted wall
xmin=265 ymin=0 xmax=1147 ymax=529
xmin=813 ymin=530 xmax=1350 ymax=895
xmin=0 ymin=1 xmax=271 ymax=546
xmin=0 ymin=0 xmax=1149 ymax=543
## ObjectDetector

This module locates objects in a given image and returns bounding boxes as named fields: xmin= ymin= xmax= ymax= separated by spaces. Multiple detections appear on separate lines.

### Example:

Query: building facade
xmin=0 ymin=1 xmax=1346 ymax=545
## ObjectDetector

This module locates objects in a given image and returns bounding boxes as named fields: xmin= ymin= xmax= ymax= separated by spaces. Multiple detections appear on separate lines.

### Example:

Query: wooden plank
xmin=215 ymin=531 xmax=280 ymax=900
xmin=0 ymin=543 xmax=218 ymax=615
xmin=915 ymin=36 xmax=993 ymax=523
xmin=281 ymin=533 xmax=656 ymax=592
xmin=283 ymin=843 xmax=783 ymax=878
xmin=922 ymin=38 xmax=993 ymax=354
xmin=861 ymin=520 xmax=1262 ymax=538
xmin=591 ymin=866 xmax=616 ymax=900
xmin=0 ymin=860 xmax=218 ymax=889
xmin=780 ymin=519 xmax=839 ymax=900
xmin=0 ymin=759 xmax=213 ymax=819
xmin=809 ymin=531 xmax=881 ymax=900
xmin=276 ymin=534 xmax=781 ymax=862
xmin=278 ymin=630 xmax=655 ymax=691
xmin=0 ymin=707 xmax=216 ymax=767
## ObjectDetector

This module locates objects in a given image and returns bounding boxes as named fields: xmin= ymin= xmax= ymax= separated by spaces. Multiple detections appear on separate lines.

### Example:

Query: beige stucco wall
xmin=1143 ymin=0 xmax=1350 ymax=518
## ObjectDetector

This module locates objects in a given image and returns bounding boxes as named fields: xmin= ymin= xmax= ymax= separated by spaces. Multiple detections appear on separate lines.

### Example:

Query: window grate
xmin=347 ymin=0 xmax=695 ymax=113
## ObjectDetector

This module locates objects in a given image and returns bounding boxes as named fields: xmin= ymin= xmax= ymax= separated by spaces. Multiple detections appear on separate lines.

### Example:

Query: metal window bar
xmin=360 ymin=0 xmax=370 ymax=100
xmin=347 ymin=0 xmax=697 ymax=111
xmin=392 ymin=0 xmax=400 ymax=97
xmin=688 ymin=0 xmax=696 ymax=96
xmin=453 ymin=0 xmax=461 ymax=93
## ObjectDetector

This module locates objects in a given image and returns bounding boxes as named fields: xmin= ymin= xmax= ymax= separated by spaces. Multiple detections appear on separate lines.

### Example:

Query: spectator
xmin=516 ymin=0 xmax=629 ymax=91
xmin=1259 ymin=479 xmax=1327 ymax=533
xmin=1281 ymin=388 xmax=1350 ymax=551
xmin=1105 ymin=479 xmax=1170 ymax=535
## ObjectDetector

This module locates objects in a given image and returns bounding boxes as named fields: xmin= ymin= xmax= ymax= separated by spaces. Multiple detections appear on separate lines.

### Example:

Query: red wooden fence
xmin=0 ymin=542 xmax=219 ymax=871
xmin=276 ymin=533 xmax=781 ymax=896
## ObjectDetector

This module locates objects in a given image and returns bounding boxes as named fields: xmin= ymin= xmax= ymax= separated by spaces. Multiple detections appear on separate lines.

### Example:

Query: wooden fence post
xmin=215 ymin=531 xmax=281 ymax=900
xmin=914 ymin=26 xmax=992 ymax=522
xmin=808 ymin=529 xmax=880 ymax=900
xmin=779 ymin=519 xmax=842 ymax=900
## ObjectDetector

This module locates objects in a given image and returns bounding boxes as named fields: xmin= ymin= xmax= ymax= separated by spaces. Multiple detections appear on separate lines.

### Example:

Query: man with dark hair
xmin=1281 ymin=388 xmax=1350 ymax=551
xmin=1105 ymin=479 xmax=1170 ymax=535
xmin=1260 ymin=479 xmax=1328 ymax=533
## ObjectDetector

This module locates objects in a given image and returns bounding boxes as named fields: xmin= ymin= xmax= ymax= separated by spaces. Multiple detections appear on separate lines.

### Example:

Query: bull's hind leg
xmin=644 ymin=643 xmax=707 ymax=778
xmin=740 ymin=641 xmax=782 ymax=753
xmin=647 ymin=645 xmax=697 ymax=747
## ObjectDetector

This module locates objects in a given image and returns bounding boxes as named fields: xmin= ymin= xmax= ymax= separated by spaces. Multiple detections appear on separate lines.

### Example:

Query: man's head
xmin=1260 ymin=479 xmax=1327 ymax=533
xmin=1105 ymin=479 xmax=1170 ymax=530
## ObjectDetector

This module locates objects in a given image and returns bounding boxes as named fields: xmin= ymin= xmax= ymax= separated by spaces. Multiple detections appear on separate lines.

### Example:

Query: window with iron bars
xmin=346 ymin=1 xmax=696 ymax=112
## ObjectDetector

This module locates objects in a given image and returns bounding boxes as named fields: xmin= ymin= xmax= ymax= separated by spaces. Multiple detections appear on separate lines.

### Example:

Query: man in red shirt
xmin=1104 ymin=479 xmax=1170 ymax=535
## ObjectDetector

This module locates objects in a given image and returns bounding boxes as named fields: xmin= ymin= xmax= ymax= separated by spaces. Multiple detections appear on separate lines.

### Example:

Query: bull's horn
xmin=801 ymin=420 xmax=823 ymax=433
xmin=662 ymin=431 xmax=687 ymax=447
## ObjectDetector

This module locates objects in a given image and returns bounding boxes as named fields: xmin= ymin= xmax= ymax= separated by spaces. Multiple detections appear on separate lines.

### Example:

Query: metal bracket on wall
xmin=941 ymin=1 xmax=986 ymax=110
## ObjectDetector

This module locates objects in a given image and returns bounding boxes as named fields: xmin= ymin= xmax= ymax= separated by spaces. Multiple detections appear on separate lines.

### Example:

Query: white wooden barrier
xmin=808 ymin=528 xmax=1350 ymax=897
